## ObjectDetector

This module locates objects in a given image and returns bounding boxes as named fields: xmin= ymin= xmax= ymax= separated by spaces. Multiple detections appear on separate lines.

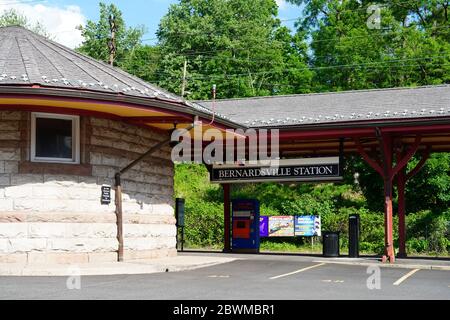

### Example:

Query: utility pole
xmin=108 ymin=14 xmax=118 ymax=66
xmin=181 ymin=59 xmax=187 ymax=97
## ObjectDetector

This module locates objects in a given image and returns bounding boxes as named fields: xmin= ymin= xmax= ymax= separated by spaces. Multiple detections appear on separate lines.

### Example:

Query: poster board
xmin=294 ymin=216 xmax=322 ymax=237
xmin=260 ymin=216 xmax=269 ymax=237
xmin=268 ymin=216 xmax=295 ymax=237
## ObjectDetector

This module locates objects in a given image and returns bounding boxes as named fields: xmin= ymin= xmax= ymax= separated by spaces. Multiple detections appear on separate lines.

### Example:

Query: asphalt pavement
xmin=0 ymin=253 xmax=449 ymax=300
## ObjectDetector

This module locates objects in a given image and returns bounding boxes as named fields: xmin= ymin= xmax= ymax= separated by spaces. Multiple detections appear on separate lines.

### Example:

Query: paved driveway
xmin=0 ymin=253 xmax=449 ymax=300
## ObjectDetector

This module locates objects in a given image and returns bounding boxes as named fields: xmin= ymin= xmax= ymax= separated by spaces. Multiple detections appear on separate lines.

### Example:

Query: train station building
xmin=1 ymin=26 xmax=449 ymax=264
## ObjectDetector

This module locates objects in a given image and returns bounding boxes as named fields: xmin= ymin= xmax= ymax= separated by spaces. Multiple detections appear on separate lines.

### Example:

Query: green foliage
xmin=406 ymin=210 xmax=450 ymax=254
xmin=0 ymin=8 xmax=50 ymax=37
xmin=406 ymin=154 xmax=450 ymax=213
xmin=287 ymin=0 xmax=450 ymax=91
xmin=156 ymin=0 xmax=313 ymax=99
xmin=77 ymin=2 xmax=145 ymax=66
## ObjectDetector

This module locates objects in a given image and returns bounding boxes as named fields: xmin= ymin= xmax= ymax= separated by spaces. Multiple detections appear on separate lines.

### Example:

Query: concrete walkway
xmin=0 ymin=255 xmax=238 ymax=277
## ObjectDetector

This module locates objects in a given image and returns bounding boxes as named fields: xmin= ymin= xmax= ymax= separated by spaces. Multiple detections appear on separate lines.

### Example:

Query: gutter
xmin=0 ymin=86 xmax=243 ymax=130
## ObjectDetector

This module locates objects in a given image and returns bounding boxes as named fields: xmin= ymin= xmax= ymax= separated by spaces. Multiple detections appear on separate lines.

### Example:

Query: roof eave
xmin=0 ymin=86 xmax=244 ymax=130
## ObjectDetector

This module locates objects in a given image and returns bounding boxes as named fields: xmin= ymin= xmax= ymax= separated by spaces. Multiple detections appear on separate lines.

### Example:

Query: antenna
xmin=206 ymin=84 xmax=216 ymax=126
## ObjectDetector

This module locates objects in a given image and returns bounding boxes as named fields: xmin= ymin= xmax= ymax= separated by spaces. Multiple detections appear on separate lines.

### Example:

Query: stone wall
xmin=0 ymin=111 xmax=177 ymax=264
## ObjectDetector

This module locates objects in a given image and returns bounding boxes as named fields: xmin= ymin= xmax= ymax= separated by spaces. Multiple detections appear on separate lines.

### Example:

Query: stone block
xmin=124 ymin=237 xmax=175 ymax=251
xmin=27 ymin=252 xmax=90 ymax=265
xmin=0 ymin=131 xmax=20 ymax=140
xmin=0 ymin=121 xmax=19 ymax=131
xmin=90 ymin=118 xmax=109 ymax=127
xmin=0 ymin=253 xmax=27 ymax=264
xmin=43 ymin=175 xmax=78 ymax=186
xmin=101 ymin=154 xmax=118 ymax=167
xmin=123 ymin=248 xmax=177 ymax=261
xmin=4 ymin=161 xmax=18 ymax=174
xmin=66 ymin=223 xmax=116 ymax=238
xmin=28 ymin=223 xmax=66 ymax=238
xmin=0 ymin=199 xmax=13 ymax=211
xmin=123 ymin=224 xmax=176 ymax=238
xmin=11 ymin=174 xmax=43 ymax=185
xmin=0 ymin=149 xmax=20 ymax=161
xmin=6 ymin=238 xmax=47 ymax=253
xmin=89 ymin=152 xmax=102 ymax=165
xmin=0 ymin=223 xmax=28 ymax=238
xmin=88 ymin=252 xmax=118 ymax=263
xmin=47 ymin=238 xmax=118 ymax=253
xmin=5 ymin=185 xmax=33 ymax=198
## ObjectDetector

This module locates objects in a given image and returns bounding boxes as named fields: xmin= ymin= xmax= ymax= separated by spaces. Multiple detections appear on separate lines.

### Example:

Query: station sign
xmin=211 ymin=157 xmax=342 ymax=184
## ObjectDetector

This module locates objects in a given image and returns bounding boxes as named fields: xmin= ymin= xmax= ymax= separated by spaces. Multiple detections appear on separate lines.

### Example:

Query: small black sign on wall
xmin=101 ymin=186 xmax=112 ymax=205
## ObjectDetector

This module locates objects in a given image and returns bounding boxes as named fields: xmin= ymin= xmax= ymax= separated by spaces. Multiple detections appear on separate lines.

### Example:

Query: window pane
xmin=35 ymin=117 xmax=73 ymax=159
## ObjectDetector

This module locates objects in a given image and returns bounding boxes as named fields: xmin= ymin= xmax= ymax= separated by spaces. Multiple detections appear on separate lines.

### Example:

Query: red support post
xmin=380 ymin=134 xmax=396 ymax=263
xmin=397 ymin=167 xmax=407 ymax=258
xmin=223 ymin=184 xmax=231 ymax=253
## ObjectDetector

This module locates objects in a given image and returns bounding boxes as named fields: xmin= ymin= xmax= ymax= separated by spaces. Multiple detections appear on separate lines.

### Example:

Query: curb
xmin=313 ymin=260 xmax=450 ymax=271
xmin=0 ymin=258 xmax=237 ymax=277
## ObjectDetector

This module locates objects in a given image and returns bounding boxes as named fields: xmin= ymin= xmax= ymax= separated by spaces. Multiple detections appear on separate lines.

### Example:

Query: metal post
xmin=223 ymin=184 xmax=231 ymax=253
xmin=181 ymin=226 xmax=185 ymax=252
xmin=115 ymin=173 xmax=124 ymax=262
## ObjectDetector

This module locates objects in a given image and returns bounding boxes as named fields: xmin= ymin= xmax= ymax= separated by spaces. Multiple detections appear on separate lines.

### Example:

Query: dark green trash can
xmin=323 ymin=232 xmax=340 ymax=257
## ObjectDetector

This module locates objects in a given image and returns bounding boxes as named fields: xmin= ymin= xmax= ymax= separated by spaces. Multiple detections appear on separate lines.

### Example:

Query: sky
xmin=0 ymin=0 xmax=302 ymax=48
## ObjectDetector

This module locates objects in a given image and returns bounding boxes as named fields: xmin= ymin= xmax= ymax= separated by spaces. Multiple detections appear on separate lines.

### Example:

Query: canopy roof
xmin=197 ymin=85 xmax=450 ymax=128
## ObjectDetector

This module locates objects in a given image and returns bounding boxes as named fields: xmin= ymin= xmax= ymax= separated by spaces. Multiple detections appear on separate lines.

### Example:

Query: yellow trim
xmin=0 ymin=97 xmax=239 ymax=141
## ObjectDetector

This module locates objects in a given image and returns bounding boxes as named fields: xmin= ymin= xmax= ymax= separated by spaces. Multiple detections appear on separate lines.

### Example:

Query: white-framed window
xmin=31 ymin=113 xmax=80 ymax=164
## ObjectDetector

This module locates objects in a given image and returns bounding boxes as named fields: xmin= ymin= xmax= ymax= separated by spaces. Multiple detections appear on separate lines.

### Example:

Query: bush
xmin=184 ymin=199 xmax=224 ymax=247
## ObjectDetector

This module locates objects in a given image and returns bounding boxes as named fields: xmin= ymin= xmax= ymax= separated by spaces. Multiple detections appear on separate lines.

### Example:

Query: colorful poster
xmin=260 ymin=216 xmax=269 ymax=237
xmin=269 ymin=216 xmax=295 ymax=237
xmin=295 ymin=216 xmax=322 ymax=237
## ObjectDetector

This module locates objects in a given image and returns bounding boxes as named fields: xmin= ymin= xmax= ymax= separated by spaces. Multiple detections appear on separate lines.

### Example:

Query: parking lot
xmin=0 ymin=253 xmax=449 ymax=300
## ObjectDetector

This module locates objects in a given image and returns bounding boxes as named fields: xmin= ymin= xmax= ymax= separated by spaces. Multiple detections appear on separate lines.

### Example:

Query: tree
xmin=0 ymin=8 xmax=50 ymax=37
xmin=77 ymin=2 xmax=145 ymax=67
xmin=156 ymin=0 xmax=313 ymax=99
xmin=287 ymin=0 xmax=450 ymax=91
xmin=120 ymin=45 xmax=162 ymax=83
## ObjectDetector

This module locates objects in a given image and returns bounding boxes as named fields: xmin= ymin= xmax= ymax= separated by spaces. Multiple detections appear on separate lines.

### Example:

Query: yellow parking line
xmin=393 ymin=269 xmax=420 ymax=286
xmin=270 ymin=263 xmax=326 ymax=280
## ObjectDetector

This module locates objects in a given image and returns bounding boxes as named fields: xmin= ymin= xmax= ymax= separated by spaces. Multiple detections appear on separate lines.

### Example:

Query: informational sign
xmin=101 ymin=186 xmax=111 ymax=205
xmin=211 ymin=158 xmax=342 ymax=184
xmin=269 ymin=216 xmax=295 ymax=237
xmin=294 ymin=216 xmax=322 ymax=237
xmin=260 ymin=216 xmax=269 ymax=237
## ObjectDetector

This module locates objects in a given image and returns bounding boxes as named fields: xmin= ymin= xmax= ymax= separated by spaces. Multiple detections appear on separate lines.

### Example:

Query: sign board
xmin=101 ymin=186 xmax=111 ymax=205
xmin=260 ymin=216 xmax=269 ymax=237
xmin=269 ymin=216 xmax=295 ymax=237
xmin=211 ymin=157 xmax=341 ymax=184
xmin=295 ymin=216 xmax=322 ymax=237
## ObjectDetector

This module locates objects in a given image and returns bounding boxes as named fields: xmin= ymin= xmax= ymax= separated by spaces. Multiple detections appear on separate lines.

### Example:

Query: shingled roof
xmin=197 ymin=85 xmax=450 ymax=128
xmin=0 ymin=26 xmax=185 ymax=101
